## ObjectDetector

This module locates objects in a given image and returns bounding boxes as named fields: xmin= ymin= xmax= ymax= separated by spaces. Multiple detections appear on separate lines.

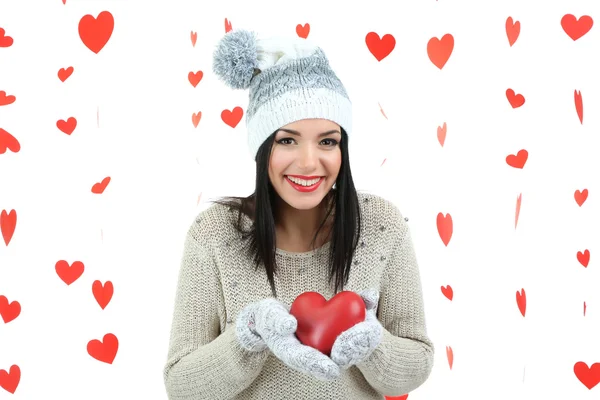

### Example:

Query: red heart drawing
xmin=365 ymin=32 xmax=395 ymax=61
xmin=0 ymin=128 xmax=21 ymax=154
xmin=92 ymin=280 xmax=113 ymax=309
xmin=1 ymin=209 xmax=17 ymax=246
xmin=561 ymin=14 xmax=593 ymax=41
xmin=221 ymin=107 xmax=243 ymax=128
xmin=190 ymin=31 xmax=197 ymax=47
xmin=506 ymin=149 xmax=528 ymax=169
xmin=0 ymin=28 xmax=13 ymax=48
xmin=57 ymin=117 xmax=77 ymax=135
xmin=577 ymin=250 xmax=590 ymax=268
xmin=0 ymin=365 xmax=20 ymax=394
xmin=225 ymin=18 xmax=232 ymax=33
xmin=574 ymin=362 xmax=600 ymax=389
xmin=0 ymin=295 xmax=21 ymax=323
xmin=188 ymin=71 xmax=203 ymax=87
xmin=0 ymin=91 xmax=16 ymax=106
xmin=506 ymin=88 xmax=525 ymax=108
xmin=192 ymin=111 xmax=202 ymax=128
xmin=385 ymin=395 xmax=408 ymax=400
xmin=427 ymin=34 xmax=454 ymax=69
xmin=441 ymin=285 xmax=453 ymax=301
xmin=506 ymin=17 xmax=520 ymax=46
xmin=437 ymin=122 xmax=446 ymax=147
xmin=87 ymin=333 xmax=119 ymax=364
xmin=436 ymin=212 xmax=453 ymax=246
xmin=516 ymin=288 xmax=526 ymax=317
xmin=515 ymin=193 xmax=522 ymax=229
xmin=574 ymin=189 xmax=588 ymax=206
xmin=92 ymin=177 xmax=111 ymax=194
xmin=55 ymin=260 xmax=84 ymax=285
xmin=78 ymin=11 xmax=114 ymax=53
xmin=574 ymin=90 xmax=583 ymax=124
xmin=290 ymin=291 xmax=366 ymax=356
xmin=446 ymin=346 xmax=454 ymax=369
xmin=58 ymin=66 xmax=74 ymax=82
xmin=296 ymin=23 xmax=310 ymax=39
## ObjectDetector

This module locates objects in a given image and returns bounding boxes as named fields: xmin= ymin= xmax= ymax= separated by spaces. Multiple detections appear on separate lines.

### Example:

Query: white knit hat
xmin=212 ymin=29 xmax=352 ymax=161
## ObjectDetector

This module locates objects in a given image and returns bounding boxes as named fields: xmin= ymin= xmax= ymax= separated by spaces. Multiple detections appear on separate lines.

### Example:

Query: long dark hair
xmin=209 ymin=127 xmax=361 ymax=298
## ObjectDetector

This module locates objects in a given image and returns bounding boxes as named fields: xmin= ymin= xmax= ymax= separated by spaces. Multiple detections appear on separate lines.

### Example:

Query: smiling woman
xmin=163 ymin=28 xmax=434 ymax=400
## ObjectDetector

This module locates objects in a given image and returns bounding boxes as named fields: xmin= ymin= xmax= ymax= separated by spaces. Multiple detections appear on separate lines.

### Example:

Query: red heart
xmin=0 ymin=128 xmax=21 ymax=154
xmin=92 ymin=280 xmax=113 ymax=309
xmin=78 ymin=11 xmax=114 ymax=54
xmin=92 ymin=177 xmax=111 ymax=194
xmin=87 ymin=333 xmax=119 ymax=364
xmin=506 ymin=149 xmax=528 ymax=169
xmin=365 ymin=32 xmax=395 ymax=61
xmin=436 ymin=212 xmax=453 ymax=246
xmin=290 ymin=291 xmax=366 ymax=356
xmin=0 ymin=365 xmax=20 ymax=394
xmin=506 ymin=88 xmax=525 ymax=108
xmin=516 ymin=288 xmax=526 ymax=317
xmin=296 ymin=23 xmax=310 ymax=39
xmin=55 ymin=260 xmax=84 ymax=285
xmin=427 ymin=34 xmax=454 ymax=69
xmin=561 ymin=14 xmax=593 ymax=41
xmin=574 ymin=361 xmax=600 ymax=390
xmin=221 ymin=107 xmax=243 ymax=128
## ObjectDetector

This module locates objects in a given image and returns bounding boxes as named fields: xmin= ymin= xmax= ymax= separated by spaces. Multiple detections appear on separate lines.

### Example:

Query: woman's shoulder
xmin=357 ymin=190 xmax=408 ymax=230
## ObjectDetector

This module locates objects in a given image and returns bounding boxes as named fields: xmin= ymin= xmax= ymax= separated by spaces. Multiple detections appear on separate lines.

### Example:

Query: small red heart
xmin=290 ymin=291 xmax=366 ymax=356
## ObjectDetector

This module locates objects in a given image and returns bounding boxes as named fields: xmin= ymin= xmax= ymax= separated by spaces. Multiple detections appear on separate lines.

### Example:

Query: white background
xmin=0 ymin=0 xmax=599 ymax=399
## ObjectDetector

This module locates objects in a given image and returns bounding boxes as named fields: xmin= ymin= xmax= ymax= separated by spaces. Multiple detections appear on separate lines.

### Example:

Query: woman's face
xmin=268 ymin=118 xmax=342 ymax=210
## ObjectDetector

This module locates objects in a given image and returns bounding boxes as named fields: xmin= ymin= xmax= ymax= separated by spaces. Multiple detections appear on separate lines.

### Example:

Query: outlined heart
xmin=92 ymin=177 xmax=111 ymax=194
xmin=441 ymin=285 xmax=453 ymax=301
xmin=436 ymin=212 xmax=453 ymax=246
xmin=78 ymin=11 xmax=114 ymax=53
xmin=0 ymin=91 xmax=16 ymax=106
xmin=516 ymin=288 xmax=526 ymax=317
xmin=58 ymin=66 xmax=74 ymax=82
xmin=365 ymin=32 xmax=395 ymax=61
xmin=57 ymin=117 xmax=77 ymax=135
xmin=296 ymin=23 xmax=310 ymax=38
xmin=92 ymin=280 xmax=113 ymax=309
xmin=574 ymin=90 xmax=583 ymax=124
xmin=506 ymin=149 xmax=528 ymax=169
xmin=574 ymin=189 xmax=588 ymax=206
xmin=87 ymin=333 xmax=119 ymax=364
xmin=437 ymin=122 xmax=447 ymax=147
xmin=55 ymin=260 xmax=84 ymax=285
xmin=0 ymin=128 xmax=21 ymax=154
xmin=1 ymin=209 xmax=17 ymax=246
xmin=0 ymin=28 xmax=13 ymax=48
xmin=192 ymin=112 xmax=202 ymax=128
xmin=0 ymin=296 xmax=21 ymax=324
xmin=427 ymin=34 xmax=454 ymax=69
xmin=577 ymin=250 xmax=590 ymax=267
xmin=506 ymin=88 xmax=525 ymax=108
xmin=573 ymin=362 xmax=600 ymax=390
xmin=188 ymin=71 xmax=203 ymax=87
xmin=506 ymin=17 xmax=520 ymax=46
xmin=221 ymin=107 xmax=243 ymax=128
xmin=0 ymin=365 xmax=20 ymax=394
xmin=561 ymin=14 xmax=593 ymax=41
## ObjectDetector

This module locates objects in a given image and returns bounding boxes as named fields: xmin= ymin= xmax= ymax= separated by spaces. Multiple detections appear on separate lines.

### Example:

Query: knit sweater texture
xmin=163 ymin=191 xmax=434 ymax=399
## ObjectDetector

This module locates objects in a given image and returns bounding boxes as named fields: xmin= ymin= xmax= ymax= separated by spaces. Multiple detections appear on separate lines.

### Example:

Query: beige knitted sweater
xmin=163 ymin=191 xmax=434 ymax=399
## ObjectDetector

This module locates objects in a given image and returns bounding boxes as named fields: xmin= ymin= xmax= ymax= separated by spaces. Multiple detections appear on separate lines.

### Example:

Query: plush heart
xmin=289 ymin=291 xmax=366 ymax=356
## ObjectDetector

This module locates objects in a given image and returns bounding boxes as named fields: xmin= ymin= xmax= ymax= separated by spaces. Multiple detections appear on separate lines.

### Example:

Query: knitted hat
xmin=212 ymin=29 xmax=352 ymax=161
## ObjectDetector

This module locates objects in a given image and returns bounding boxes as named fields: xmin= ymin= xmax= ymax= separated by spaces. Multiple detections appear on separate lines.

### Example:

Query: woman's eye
xmin=277 ymin=138 xmax=338 ymax=146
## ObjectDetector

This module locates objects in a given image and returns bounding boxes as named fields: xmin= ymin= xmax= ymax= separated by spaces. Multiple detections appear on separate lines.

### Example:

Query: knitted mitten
xmin=236 ymin=298 xmax=340 ymax=381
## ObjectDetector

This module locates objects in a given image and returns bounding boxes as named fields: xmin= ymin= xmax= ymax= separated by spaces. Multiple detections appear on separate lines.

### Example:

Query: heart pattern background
xmin=0 ymin=1 xmax=599 ymax=399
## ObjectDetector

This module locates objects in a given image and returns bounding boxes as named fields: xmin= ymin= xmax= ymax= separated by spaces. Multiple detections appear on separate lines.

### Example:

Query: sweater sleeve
xmin=356 ymin=207 xmax=435 ymax=397
xmin=163 ymin=216 xmax=270 ymax=400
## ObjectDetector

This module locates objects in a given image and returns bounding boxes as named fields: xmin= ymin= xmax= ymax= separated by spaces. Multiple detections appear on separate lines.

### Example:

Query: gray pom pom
xmin=212 ymin=29 xmax=259 ymax=90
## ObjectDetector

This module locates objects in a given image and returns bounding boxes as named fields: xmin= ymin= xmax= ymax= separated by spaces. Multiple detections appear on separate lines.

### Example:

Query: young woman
xmin=163 ymin=29 xmax=435 ymax=399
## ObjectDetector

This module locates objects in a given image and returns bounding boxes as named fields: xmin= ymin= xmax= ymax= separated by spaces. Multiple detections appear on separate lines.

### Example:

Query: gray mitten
xmin=235 ymin=298 xmax=340 ymax=381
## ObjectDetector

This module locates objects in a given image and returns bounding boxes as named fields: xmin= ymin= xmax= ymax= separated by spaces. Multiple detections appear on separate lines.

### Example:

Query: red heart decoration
xmin=290 ymin=291 xmax=366 ymax=356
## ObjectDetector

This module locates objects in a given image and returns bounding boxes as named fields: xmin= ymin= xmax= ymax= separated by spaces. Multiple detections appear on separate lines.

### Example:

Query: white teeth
xmin=287 ymin=176 xmax=321 ymax=186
